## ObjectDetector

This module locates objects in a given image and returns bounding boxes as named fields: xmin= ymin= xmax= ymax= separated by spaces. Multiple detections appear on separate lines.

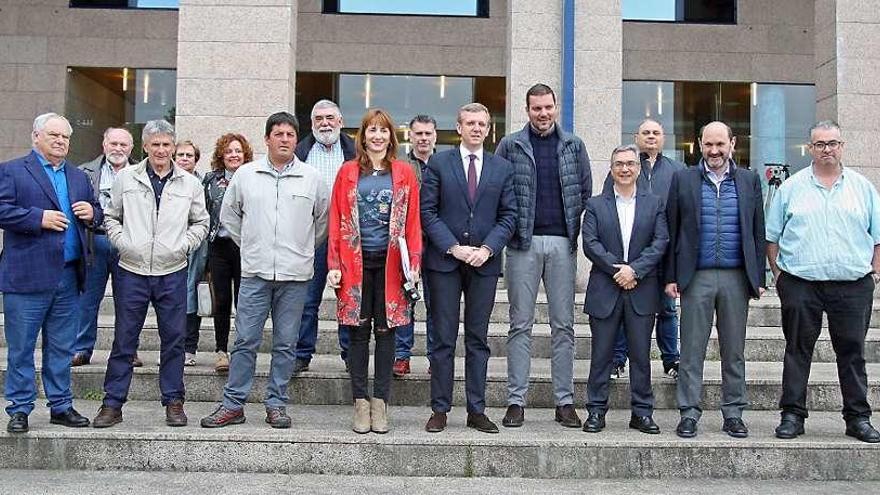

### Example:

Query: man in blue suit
xmin=0 ymin=112 xmax=102 ymax=433
xmin=581 ymin=144 xmax=668 ymax=434
xmin=665 ymin=121 xmax=766 ymax=439
xmin=421 ymin=102 xmax=517 ymax=433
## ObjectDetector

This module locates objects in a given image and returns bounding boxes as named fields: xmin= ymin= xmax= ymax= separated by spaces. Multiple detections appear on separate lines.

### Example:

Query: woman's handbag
xmin=197 ymin=272 xmax=215 ymax=317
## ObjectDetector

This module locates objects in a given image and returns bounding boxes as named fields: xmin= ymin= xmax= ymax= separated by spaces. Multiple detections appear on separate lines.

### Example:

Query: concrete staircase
xmin=1 ymin=289 xmax=880 ymax=481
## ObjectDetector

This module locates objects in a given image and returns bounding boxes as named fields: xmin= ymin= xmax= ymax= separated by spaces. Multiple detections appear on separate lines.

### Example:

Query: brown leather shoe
xmin=502 ymin=404 xmax=524 ymax=428
xmin=131 ymin=353 xmax=144 ymax=368
xmin=466 ymin=413 xmax=499 ymax=433
xmin=425 ymin=412 xmax=447 ymax=433
xmin=71 ymin=353 xmax=91 ymax=367
xmin=555 ymin=404 xmax=582 ymax=428
xmin=165 ymin=400 xmax=188 ymax=427
xmin=92 ymin=405 xmax=123 ymax=428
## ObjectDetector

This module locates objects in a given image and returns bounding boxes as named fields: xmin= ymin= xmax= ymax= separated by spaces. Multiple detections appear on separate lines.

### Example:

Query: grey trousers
xmin=677 ymin=268 xmax=749 ymax=421
xmin=506 ymin=236 xmax=577 ymax=406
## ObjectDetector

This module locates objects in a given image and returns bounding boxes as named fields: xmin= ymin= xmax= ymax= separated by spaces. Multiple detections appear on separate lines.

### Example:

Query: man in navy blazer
xmin=421 ymin=103 xmax=517 ymax=434
xmin=664 ymin=121 xmax=766 ymax=439
xmin=0 ymin=113 xmax=102 ymax=433
xmin=582 ymin=144 xmax=668 ymax=434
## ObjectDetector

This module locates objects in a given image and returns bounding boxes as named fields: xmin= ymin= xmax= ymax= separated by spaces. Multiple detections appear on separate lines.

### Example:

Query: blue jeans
xmin=394 ymin=271 xmax=433 ymax=360
xmin=296 ymin=240 xmax=348 ymax=361
xmin=102 ymin=267 xmax=187 ymax=408
xmin=613 ymin=292 xmax=680 ymax=366
xmin=223 ymin=276 xmax=308 ymax=410
xmin=4 ymin=265 xmax=79 ymax=416
xmin=73 ymin=234 xmax=117 ymax=357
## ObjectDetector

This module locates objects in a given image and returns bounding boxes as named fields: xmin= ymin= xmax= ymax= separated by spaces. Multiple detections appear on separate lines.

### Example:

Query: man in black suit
xmin=582 ymin=144 xmax=668 ymax=434
xmin=420 ymin=102 xmax=517 ymax=433
xmin=664 ymin=121 xmax=766 ymax=439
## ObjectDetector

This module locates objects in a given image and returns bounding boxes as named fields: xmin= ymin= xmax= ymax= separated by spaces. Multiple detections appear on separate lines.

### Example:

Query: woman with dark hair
xmin=203 ymin=133 xmax=253 ymax=373
xmin=327 ymin=108 xmax=422 ymax=433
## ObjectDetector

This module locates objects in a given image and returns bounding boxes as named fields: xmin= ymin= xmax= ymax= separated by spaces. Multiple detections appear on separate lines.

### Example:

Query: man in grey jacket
xmin=92 ymin=120 xmax=209 ymax=429
xmin=201 ymin=112 xmax=330 ymax=429
xmin=496 ymin=84 xmax=592 ymax=429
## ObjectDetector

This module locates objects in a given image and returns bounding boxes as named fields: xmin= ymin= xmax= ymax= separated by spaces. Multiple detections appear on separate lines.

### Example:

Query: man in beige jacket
xmin=93 ymin=119 xmax=209 ymax=429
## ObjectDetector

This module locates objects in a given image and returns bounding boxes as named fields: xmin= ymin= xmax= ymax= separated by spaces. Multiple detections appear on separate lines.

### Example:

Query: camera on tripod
xmin=764 ymin=163 xmax=790 ymax=188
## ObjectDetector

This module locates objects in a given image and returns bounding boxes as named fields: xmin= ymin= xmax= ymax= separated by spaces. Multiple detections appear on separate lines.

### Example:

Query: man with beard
xmin=293 ymin=100 xmax=356 ymax=373
xmin=72 ymin=127 xmax=144 ymax=368
xmin=664 ymin=121 xmax=765 ymax=439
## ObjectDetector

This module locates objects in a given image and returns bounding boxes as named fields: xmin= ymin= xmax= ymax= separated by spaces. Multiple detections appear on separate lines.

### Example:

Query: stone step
xmin=4 ymin=313 xmax=879 ymax=364
xmin=21 ymin=291 xmax=880 ymax=328
xmin=1 ymin=401 xmax=879 ymax=481
xmin=3 ymin=350 xmax=879 ymax=411
xmin=2 ymin=470 xmax=877 ymax=494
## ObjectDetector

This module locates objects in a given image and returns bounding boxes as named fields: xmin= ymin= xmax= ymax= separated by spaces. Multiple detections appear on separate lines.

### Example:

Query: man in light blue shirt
xmin=767 ymin=120 xmax=880 ymax=443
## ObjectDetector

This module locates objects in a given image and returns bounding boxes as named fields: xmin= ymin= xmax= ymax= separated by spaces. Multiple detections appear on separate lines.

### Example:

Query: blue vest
xmin=697 ymin=174 xmax=743 ymax=270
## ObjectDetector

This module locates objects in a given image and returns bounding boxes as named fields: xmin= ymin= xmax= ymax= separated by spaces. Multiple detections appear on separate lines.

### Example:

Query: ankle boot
xmin=353 ymin=398 xmax=370 ymax=434
xmin=370 ymin=397 xmax=389 ymax=434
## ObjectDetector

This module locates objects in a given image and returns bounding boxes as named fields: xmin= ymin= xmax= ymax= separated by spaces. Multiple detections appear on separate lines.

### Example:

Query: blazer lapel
xmin=473 ymin=153 xmax=496 ymax=208
xmin=24 ymin=153 xmax=62 ymax=209
xmin=733 ymin=166 xmax=751 ymax=228
xmin=604 ymin=192 xmax=624 ymax=259
xmin=448 ymin=150 xmax=473 ymax=209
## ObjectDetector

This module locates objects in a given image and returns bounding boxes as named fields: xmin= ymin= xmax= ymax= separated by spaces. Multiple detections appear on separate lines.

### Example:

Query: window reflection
xmin=296 ymin=72 xmax=505 ymax=155
xmin=65 ymin=67 xmax=177 ymax=164
xmin=71 ymin=1 xmax=178 ymax=8
xmin=623 ymin=0 xmax=736 ymax=23
xmin=325 ymin=0 xmax=487 ymax=17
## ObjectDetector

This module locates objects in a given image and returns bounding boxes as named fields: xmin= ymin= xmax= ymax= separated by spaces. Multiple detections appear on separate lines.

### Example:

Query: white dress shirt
xmin=459 ymin=145 xmax=484 ymax=183
xmin=614 ymin=186 xmax=637 ymax=262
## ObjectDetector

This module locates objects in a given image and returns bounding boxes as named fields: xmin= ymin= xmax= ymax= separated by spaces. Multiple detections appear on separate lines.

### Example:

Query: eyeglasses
xmin=611 ymin=161 xmax=639 ymax=169
xmin=810 ymin=140 xmax=843 ymax=151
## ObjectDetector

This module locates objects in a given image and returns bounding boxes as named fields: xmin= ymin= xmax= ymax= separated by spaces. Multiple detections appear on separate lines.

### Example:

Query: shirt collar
xmin=408 ymin=150 xmax=431 ymax=166
xmin=808 ymin=162 xmax=845 ymax=188
xmin=265 ymin=155 xmax=299 ymax=174
xmin=459 ymin=145 xmax=483 ymax=164
xmin=701 ymin=158 xmax=733 ymax=180
xmin=311 ymin=139 xmax=341 ymax=154
xmin=146 ymin=163 xmax=171 ymax=181
xmin=613 ymin=185 xmax=637 ymax=202
xmin=33 ymin=149 xmax=65 ymax=171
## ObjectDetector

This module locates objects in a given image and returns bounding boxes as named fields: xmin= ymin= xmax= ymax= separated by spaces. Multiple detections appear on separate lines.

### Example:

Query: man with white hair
xmin=72 ymin=127 xmax=141 ymax=367
xmin=293 ymin=99 xmax=356 ymax=373
xmin=0 ymin=112 xmax=101 ymax=433
xmin=93 ymin=119 xmax=209 ymax=429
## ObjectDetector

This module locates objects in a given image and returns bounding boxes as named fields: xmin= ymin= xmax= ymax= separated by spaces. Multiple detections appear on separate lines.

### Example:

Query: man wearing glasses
xmin=767 ymin=121 xmax=880 ymax=443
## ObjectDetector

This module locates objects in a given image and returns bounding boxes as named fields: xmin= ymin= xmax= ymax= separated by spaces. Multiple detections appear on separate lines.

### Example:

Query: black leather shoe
xmin=775 ymin=412 xmax=805 ymax=439
xmin=293 ymin=358 xmax=310 ymax=374
xmin=582 ymin=412 xmax=605 ymax=433
xmin=676 ymin=417 xmax=698 ymax=438
xmin=845 ymin=420 xmax=880 ymax=443
xmin=50 ymin=408 xmax=90 ymax=428
xmin=629 ymin=414 xmax=660 ymax=434
xmin=502 ymin=404 xmax=524 ymax=428
xmin=425 ymin=412 xmax=447 ymax=433
xmin=555 ymin=404 xmax=582 ymax=428
xmin=722 ymin=417 xmax=749 ymax=438
xmin=466 ymin=413 xmax=499 ymax=434
xmin=7 ymin=412 xmax=28 ymax=433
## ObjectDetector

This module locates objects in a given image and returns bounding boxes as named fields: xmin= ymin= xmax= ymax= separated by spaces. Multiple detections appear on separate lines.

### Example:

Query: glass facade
xmin=623 ymin=0 xmax=736 ymax=23
xmin=324 ymin=0 xmax=487 ymax=17
xmin=70 ymin=1 xmax=178 ymax=8
xmin=65 ymin=67 xmax=177 ymax=164
xmin=622 ymin=80 xmax=816 ymax=186
xmin=296 ymin=72 xmax=505 ymax=155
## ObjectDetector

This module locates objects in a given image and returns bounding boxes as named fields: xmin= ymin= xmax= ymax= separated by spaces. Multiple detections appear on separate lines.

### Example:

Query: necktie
xmin=467 ymin=154 xmax=477 ymax=202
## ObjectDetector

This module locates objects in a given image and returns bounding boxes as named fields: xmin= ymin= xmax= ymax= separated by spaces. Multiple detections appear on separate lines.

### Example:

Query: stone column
xmin=175 ymin=0 xmax=298 ymax=166
xmin=814 ymin=0 xmax=880 ymax=183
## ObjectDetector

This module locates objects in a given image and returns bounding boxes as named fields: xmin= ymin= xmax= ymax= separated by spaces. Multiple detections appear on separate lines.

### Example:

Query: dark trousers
xmin=427 ymin=265 xmax=496 ymax=414
xmin=778 ymin=271 xmax=874 ymax=422
xmin=209 ymin=237 xmax=241 ymax=353
xmin=184 ymin=313 xmax=201 ymax=355
xmin=349 ymin=251 xmax=396 ymax=401
xmin=613 ymin=291 xmax=679 ymax=366
xmin=297 ymin=240 xmax=348 ymax=361
xmin=102 ymin=267 xmax=187 ymax=408
xmin=587 ymin=292 xmax=655 ymax=415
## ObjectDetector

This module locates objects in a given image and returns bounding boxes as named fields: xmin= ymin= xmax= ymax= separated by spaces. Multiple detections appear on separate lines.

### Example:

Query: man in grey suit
xmin=581 ymin=145 xmax=668 ymax=434
xmin=664 ymin=121 xmax=766 ymax=439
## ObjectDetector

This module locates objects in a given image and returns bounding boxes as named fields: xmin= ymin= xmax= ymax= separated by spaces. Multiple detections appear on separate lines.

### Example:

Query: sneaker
xmin=265 ymin=407 xmax=292 ymax=429
xmin=293 ymin=358 xmax=310 ymax=374
xmin=214 ymin=351 xmax=229 ymax=373
xmin=663 ymin=361 xmax=680 ymax=379
xmin=610 ymin=363 xmax=626 ymax=380
xmin=392 ymin=358 xmax=411 ymax=377
xmin=184 ymin=353 xmax=196 ymax=367
xmin=200 ymin=405 xmax=245 ymax=428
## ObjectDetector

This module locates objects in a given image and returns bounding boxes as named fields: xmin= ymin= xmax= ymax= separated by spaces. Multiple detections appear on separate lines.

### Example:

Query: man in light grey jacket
xmin=201 ymin=111 xmax=330 ymax=429
xmin=93 ymin=120 xmax=209 ymax=429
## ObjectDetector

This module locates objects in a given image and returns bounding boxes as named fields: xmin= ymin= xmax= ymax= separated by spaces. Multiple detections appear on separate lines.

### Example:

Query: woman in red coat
xmin=327 ymin=108 xmax=422 ymax=434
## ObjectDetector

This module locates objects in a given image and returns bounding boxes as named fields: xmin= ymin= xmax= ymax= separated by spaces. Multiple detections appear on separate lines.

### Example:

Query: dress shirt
xmin=306 ymin=139 xmax=345 ymax=188
xmin=146 ymin=163 xmax=170 ymax=208
xmin=766 ymin=164 xmax=880 ymax=281
xmin=98 ymin=159 xmax=121 ymax=212
xmin=614 ymin=186 xmax=637 ymax=262
xmin=34 ymin=149 xmax=82 ymax=262
xmin=702 ymin=159 xmax=731 ymax=190
xmin=459 ymin=145 xmax=484 ymax=183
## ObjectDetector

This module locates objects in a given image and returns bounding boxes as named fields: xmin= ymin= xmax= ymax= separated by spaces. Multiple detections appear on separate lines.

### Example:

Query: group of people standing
xmin=1 ymin=82 xmax=878 ymax=444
